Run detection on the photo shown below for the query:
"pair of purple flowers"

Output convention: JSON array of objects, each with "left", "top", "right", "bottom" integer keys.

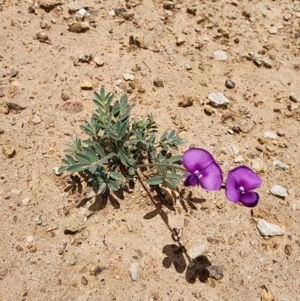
[{"left": 182, "top": 148, "right": 262, "bottom": 207}]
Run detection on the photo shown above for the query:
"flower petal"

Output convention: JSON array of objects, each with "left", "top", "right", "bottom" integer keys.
[
  {"left": 199, "top": 161, "right": 223, "bottom": 191},
  {"left": 182, "top": 148, "right": 215, "bottom": 173},
  {"left": 225, "top": 176, "right": 240, "bottom": 203},
  {"left": 239, "top": 191, "right": 259, "bottom": 207},
  {"left": 226, "top": 166, "right": 261, "bottom": 191},
  {"left": 183, "top": 174, "right": 198, "bottom": 187}
]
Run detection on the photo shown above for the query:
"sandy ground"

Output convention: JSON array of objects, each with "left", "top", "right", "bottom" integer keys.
[{"left": 1, "top": 0, "right": 300, "bottom": 300}]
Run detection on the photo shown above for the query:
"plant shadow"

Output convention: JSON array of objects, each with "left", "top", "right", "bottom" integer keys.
[
  {"left": 75, "top": 188, "right": 123, "bottom": 213},
  {"left": 64, "top": 175, "right": 83, "bottom": 194},
  {"left": 179, "top": 190, "right": 206, "bottom": 212},
  {"left": 162, "top": 244, "right": 212, "bottom": 283}
]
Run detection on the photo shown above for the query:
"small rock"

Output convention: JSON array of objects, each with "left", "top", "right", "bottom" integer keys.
[
  {"left": 39, "top": 0, "right": 61, "bottom": 10},
  {"left": 36, "top": 30, "right": 50, "bottom": 43},
  {"left": 61, "top": 92, "right": 69, "bottom": 101},
  {"left": 138, "top": 85, "right": 145, "bottom": 93},
  {"left": 186, "top": 7, "right": 197, "bottom": 15},
  {"left": 153, "top": 79, "right": 164, "bottom": 87},
  {"left": 216, "top": 199, "right": 225, "bottom": 209},
  {"left": 128, "top": 263, "right": 139, "bottom": 281},
  {"left": 288, "top": 103, "right": 299, "bottom": 111},
  {"left": 22, "top": 197, "right": 31, "bottom": 206},
  {"left": 204, "top": 105, "right": 215, "bottom": 115},
  {"left": 68, "top": 22, "right": 90, "bottom": 33},
  {"left": 62, "top": 102, "right": 83, "bottom": 114},
  {"left": 115, "top": 79, "right": 122, "bottom": 86},
  {"left": 64, "top": 214, "right": 86, "bottom": 233},
  {"left": 34, "top": 215, "right": 42, "bottom": 225},
  {"left": 58, "top": 248, "right": 64, "bottom": 255},
  {"left": 176, "top": 36, "right": 185, "bottom": 46},
  {"left": 213, "top": 50, "right": 227, "bottom": 61},
  {"left": 53, "top": 167, "right": 63, "bottom": 176},
  {"left": 208, "top": 92, "right": 230, "bottom": 108},
  {"left": 178, "top": 96, "right": 194, "bottom": 108},
  {"left": 264, "top": 131, "right": 277, "bottom": 139},
  {"left": 229, "top": 145, "right": 239, "bottom": 155},
  {"left": 93, "top": 57, "right": 104, "bottom": 67},
  {"left": 80, "top": 81, "right": 93, "bottom": 90},
  {"left": 78, "top": 53, "right": 91, "bottom": 63},
  {"left": 251, "top": 159, "right": 265, "bottom": 173},
  {"left": 204, "top": 265, "right": 224, "bottom": 280},
  {"left": 185, "top": 64, "right": 192, "bottom": 70},
  {"left": 28, "top": 7, "right": 35, "bottom": 13},
  {"left": 273, "top": 159, "right": 288, "bottom": 171},
  {"left": 68, "top": 2, "right": 87, "bottom": 12},
  {"left": 108, "top": 9, "right": 115, "bottom": 16},
  {"left": 2, "top": 145, "right": 15, "bottom": 158},
  {"left": 240, "top": 121, "right": 255, "bottom": 133},
  {"left": 27, "top": 235, "right": 34, "bottom": 243},
  {"left": 164, "top": 45, "right": 173, "bottom": 55},
  {"left": 289, "top": 93, "right": 299, "bottom": 103},
  {"left": 234, "top": 156, "right": 244, "bottom": 163},
  {"left": 225, "top": 79, "right": 235, "bottom": 89},
  {"left": 122, "top": 73, "right": 135, "bottom": 81},
  {"left": 268, "top": 26, "right": 278, "bottom": 34},
  {"left": 284, "top": 244, "right": 292, "bottom": 256},
  {"left": 270, "top": 185, "right": 288, "bottom": 198},
  {"left": 163, "top": 1, "right": 175, "bottom": 10},
  {"left": 10, "top": 68, "right": 18, "bottom": 78},
  {"left": 81, "top": 276, "right": 88, "bottom": 285},
  {"left": 277, "top": 130, "right": 285, "bottom": 137},
  {"left": 75, "top": 8, "right": 89, "bottom": 20},
  {"left": 114, "top": 7, "right": 126, "bottom": 15},
  {"left": 28, "top": 244, "right": 37, "bottom": 253},
  {"left": 29, "top": 114, "right": 42, "bottom": 124},
  {"left": 261, "top": 57, "right": 272, "bottom": 68},
  {"left": 208, "top": 17, "right": 218, "bottom": 27},
  {"left": 257, "top": 219, "right": 284, "bottom": 237}
]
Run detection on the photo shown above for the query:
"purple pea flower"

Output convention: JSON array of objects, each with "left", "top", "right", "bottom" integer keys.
[
  {"left": 182, "top": 148, "right": 223, "bottom": 191},
  {"left": 225, "top": 165, "right": 262, "bottom": 207}
]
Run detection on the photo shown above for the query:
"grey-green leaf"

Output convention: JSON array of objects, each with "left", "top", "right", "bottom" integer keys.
[{"left": 146, "top": 176, "right": 164, "bottom": 186}]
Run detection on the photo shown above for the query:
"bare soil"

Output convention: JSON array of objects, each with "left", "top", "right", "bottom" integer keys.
[{"left": 1, "top": 0, "right": 300, "bottom": 300}]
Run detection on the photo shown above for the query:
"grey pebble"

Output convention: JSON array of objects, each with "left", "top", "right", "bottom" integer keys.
[
  {"left": 204, "top": 265, "right": 224, "bottom": 280},
  {"left": 208, "top": 92, "right": 230, "bottom": 108},
  {"left": 213, "top": 50, "right": 227, "bottom": 61},
  {"left": 264, "top": 131, "right": 277, "bottom": 139},
  {"left": 128, "top": 263, "right": 139, "bottom": 281},
  {"left": 68, "top": 2, "right": 86, "bottom": 12},
  {"left": 78, "top": 53, "right": 91, "bottom": 63},
  {"left": 10, "top": 68, "right": 18, "bottom": 78},
  {"left": 289, "top": 93, "right": 299, "bottom": 103},
  {"left": 225, "top": 79, "right": 235, "bottom": 89},
  {"left": 273, "top": 159, "right": 288, "bottom": 171},
  {"left": 257, "top": 219, "right": 284, "bottom": 237},
  {"left": 270, "top": 185, "right": 288, "bottom": 198}
]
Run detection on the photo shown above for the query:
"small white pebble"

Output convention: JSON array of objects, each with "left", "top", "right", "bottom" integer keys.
[{"left": 27, "top": 235, "right": 34, "bottom": 243}]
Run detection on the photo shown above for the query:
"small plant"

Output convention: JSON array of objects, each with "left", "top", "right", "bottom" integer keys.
[{"left": 59, "top": 87, "right": 186, "bottom": 195}]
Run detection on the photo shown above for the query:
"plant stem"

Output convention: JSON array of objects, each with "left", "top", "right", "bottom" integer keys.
[{"left": 135, "top": 163, "right": 187, "bottom": 172}]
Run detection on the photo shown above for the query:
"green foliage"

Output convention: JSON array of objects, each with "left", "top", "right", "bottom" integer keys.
[{"left": 59, "top": 87, "right": 186, "bottom": 195}]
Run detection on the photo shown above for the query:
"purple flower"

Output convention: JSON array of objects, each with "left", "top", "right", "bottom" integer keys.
[
  {"left": 225, "top": 165, "right": 262, "bottom": 207},
  {"left": 182, "top": 148, "right": 223, "bottom": 191}
]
